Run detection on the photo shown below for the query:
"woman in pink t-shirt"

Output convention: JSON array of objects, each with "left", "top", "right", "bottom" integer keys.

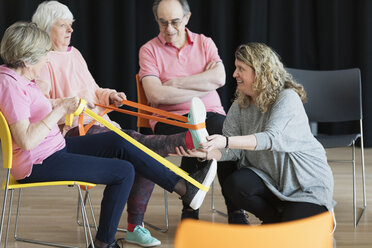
[{"left": 0, "top": 22, "right": 217, "bottom": 248}]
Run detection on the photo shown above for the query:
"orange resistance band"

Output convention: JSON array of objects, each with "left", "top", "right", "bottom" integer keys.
[{"left": 78, "top": 99, "right": 206, "bottom": 136}]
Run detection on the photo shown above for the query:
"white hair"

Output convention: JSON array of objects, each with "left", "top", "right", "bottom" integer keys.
[{"left": 32, "top": 1, "right": 74, "bottom": 33}]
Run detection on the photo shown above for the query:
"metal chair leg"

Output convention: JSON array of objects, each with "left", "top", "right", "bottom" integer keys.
[
  {"left": 77, "top": 188, "right": 98, "bottom": 231},
  {"left": 76, "top": 185, "right": 95, "bottom": 248},
  {"left": 211, "top": 180, "right": 227, "bottom": 217},
  {"left": 12, "top": 186, "right": 94, "bottom": 248},
  {"left": 350, "top": 139, "right": 366, "bottom": 228},
  {"left": 144, "top": 189, "right": 169, "bottom": 233},
  {"left": 77, "top": 190, "right": 127, "bottom": 233},
  {"left": 356, "top": 122, "right": 367, "bottom": 227},
  {"left": 0, "top": 170, "right": 11, "bottom": 247},
  {"left": 4, "top": 189, "right": 14, "bottom": 248},
  {"left": 352, "top": 141, "right": 357, "bottom": 228}
]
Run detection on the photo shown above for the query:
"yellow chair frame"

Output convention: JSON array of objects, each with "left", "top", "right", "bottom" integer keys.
[{"left": 0, "top": 111, "right": 96, "bottom": 248}]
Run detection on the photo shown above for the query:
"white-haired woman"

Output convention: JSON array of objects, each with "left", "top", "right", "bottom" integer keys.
[
  {"left": 0, "top": 22, "right": 216, "bottom": 248},
  {"left": 177, "top": 43, "right": 335, "bottom": 224},
  {"left": 31, "top": 1, "right": 207, "bottom": 246}
]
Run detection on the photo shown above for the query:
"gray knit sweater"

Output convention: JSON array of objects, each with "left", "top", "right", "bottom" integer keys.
[{"left": 220, "top": 89, "right": 335, "bottom": 210}]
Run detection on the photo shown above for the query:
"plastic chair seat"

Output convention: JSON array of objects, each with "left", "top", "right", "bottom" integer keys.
[{"left": 316, "top": 133, "right": 361, "bottom": 148}]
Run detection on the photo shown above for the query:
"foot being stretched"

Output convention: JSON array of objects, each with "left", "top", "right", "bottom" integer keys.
[{"left": 188, "top": 97, "right": 209, "bottom": 149}]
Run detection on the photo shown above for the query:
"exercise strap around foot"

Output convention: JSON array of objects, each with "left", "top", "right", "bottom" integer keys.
[
  {"left": 77, "top": 99, "right": 205, "bottom": 136},
  {"left": 65, "top": 99, "right": 209, "bottom": 192}
]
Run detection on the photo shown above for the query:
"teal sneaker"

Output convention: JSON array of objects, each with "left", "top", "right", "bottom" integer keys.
[
  {"left": 126, "top": 225, "right": 161, "bottom": 247},
  {"left": 188, "top": 97, "right": 209, "bottom": 149}
]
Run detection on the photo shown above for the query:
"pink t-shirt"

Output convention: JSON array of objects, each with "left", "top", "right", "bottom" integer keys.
[
  {"left": 139, "top": 29, "right": 226, "bottom": 129},
  {"left": 0, "top": 66, "right": 66, "bottom": 180},
  {"left": 37, "top": 47, "right": 120, "bottom": 135}
]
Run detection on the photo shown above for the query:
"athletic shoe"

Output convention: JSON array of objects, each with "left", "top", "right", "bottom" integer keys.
[
  {"left": 228, "top": 210, "right": 249, "bottom": 224},
  {"left": 181, "top": 159, "right": 217, "bottom": 210},
  {"left": 126, "top": 225, "right": 161, "bottom": 247},
  {"left": 181, "top": 208, "right": 199, "bottom": 220},
  {"left": 88, "top": 239, "right": 122, "bottom": 248},
  {"left": 188, "top": 97, "right": 209, "bottom": 149}
]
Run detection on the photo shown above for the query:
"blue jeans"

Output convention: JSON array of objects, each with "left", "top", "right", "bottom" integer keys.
[
  {"left": 19, "top": 131, "right": 181, "bottom": 243},
  {"left": 65, "top": 125, "right": 187, "bottom": 225}
]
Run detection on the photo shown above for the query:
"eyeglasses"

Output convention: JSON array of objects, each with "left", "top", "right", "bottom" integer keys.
[{"left": 157, "top": 16, "right": 185, "bottom": 29}]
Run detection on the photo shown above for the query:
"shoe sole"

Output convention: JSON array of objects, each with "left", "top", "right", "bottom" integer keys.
[
  {"left": 189, "top": 159, "right": 217, "bottom": 210},
  {"left": 189, "top": 97, "right": 209, "bottom": 146},
  {"left": 126, "top": 239, "right": 161, "bottom": 247}
]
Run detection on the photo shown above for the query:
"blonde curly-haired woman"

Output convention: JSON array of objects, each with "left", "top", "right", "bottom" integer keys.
[{"left": 177, "top": 42, "right": 335, "bottom": 224}]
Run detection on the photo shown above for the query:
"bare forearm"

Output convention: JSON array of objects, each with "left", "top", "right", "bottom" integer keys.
[
  {"left": 10, "top": 105, "right": 66, "bottom": 150},
  {"left": 165, "top": 64, "right": 226, "bottom": 91},
  {"left": 228, "top": 135, "right": 257, "bottom": 150},
  {"left": 49, "top": 98, "right": 63, "bottom": 108},
  {"left": 147, "top": 86, "right": 208, "bottom": 105},
  {"left": 206, "top": 149, "right": 222, "bottom": 161},
  {"left": 10, "top": 97, "right": 80, "bottom": 151},
  {"left": 203, "top": 134, "right": 257, "bottom": 153}
]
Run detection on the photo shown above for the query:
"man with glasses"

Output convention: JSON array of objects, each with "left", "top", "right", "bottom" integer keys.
[{"left": 139, "top": 0, "right": 248, "bottom": 225}]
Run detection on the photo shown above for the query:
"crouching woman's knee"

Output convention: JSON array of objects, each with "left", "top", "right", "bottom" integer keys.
[{"left": 222, "top": 171, "right": 249, "bottom": 205}]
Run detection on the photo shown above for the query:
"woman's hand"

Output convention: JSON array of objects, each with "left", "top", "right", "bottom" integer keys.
[
  {"left": 201, "top": 134, "right": 227, "bottom": 152},
  {"left": 86, "top": 101, "right": 96, "bottom": 109},
  {"left": 109, "top": 92, "right": 127, "bottom": 107},
  {"left": 60, "top": 96, "right": 81, "bottom": 114},
  {"left": 172, "top": 146, "right": 207, "bottom": 159},
  {"left": 170, "top": 146, "right": 222, "bottom": 161}
]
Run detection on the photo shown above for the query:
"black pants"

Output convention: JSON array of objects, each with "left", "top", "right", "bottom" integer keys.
[
  {"left": 223, "top": 167, "right": 328, "bottom": 223},
  {"left": 155, "top": 112, "right": 238, "bottom": 212}
]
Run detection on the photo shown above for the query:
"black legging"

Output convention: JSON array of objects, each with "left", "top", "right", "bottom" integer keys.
[
  {"left": 155, "top": 112, "right": 240, "bottom": 212},
  {"left": 223, "top": 168, "right": 328, "bottom": 223}
]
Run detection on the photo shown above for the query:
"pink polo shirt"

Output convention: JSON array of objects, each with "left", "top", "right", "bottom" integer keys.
[
  {"left": 37, "top": 47, "right": 120, "bottom": 136},
  {"left": 139, "top": 28, "right": 226, "bottom": 129},
  {"left": 0, "top": 66, "right": 66, "bottom": 180}
]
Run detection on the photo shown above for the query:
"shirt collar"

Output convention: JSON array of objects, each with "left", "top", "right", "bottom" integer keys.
[
  {"left": 0, "top": 65, "right": 34, "bottom": 86},
  {"left": 157, "top": 28, "right": 195, "bottom": 47}
]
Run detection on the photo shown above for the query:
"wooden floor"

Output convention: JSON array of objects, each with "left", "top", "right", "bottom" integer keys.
[{"left": 0, "top": 147, "right": 372, "bottom": 248}]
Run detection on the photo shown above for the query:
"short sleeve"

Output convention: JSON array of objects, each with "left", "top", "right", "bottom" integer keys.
[
  {"left": 0, "top": 78, "right": 31, "bottom": 125},
  {"left": 202, "top": 35, "right": 222, "bottom": 63},
  {"left": 139, "top": 44, "right": 160, "bottom": 80}
]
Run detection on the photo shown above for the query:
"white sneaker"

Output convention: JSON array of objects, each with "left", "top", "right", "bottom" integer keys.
[{"left": 188, "top": 97, "right": 209, "bottom": 149}]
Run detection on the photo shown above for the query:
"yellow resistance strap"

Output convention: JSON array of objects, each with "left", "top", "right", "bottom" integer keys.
[{"left": 65, "top": 99, "right": 209, "bottom": 192}]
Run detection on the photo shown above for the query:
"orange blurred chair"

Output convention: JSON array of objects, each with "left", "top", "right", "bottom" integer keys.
[
  {"left": 136, "top": 74, "right": 169, "bottom": 232},
  {"left": 0, "top": 111, "right": 96, "bottom": 248},
  {"left": 174, "top": 212, "right": 334, "bottom": 248}
]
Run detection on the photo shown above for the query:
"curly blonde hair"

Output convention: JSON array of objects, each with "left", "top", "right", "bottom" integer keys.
[{"left": 234, "top": 43, "right": 306, "bottom": 112}]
